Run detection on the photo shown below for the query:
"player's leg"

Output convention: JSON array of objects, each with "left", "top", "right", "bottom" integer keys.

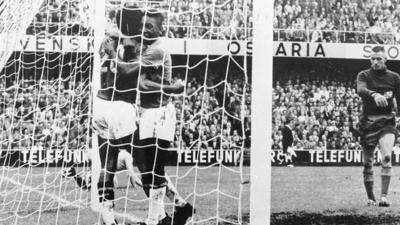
[
  {"left": 378, "top": 133, "right": 395, "bottom": 207},
  {"left": 134, "top": 134, "right": 169, "bottom": 225},
  {"left": 362, "top": 145, "right": 376, "bottom": 205},
  {"left": 162, "top": 172, "right": 195, "bottom": 225},
  {"left": 360, "top": 116, "right": 380, "bottom": 205},
  {"left": 115, "top": 137, "right": 139, "bottom": 189},
  {"left": 119, "top": 150, "right": 143, "bottom": 188},
  {"left": 282, "top": 144, "right": 290, "bottom": 166},
  {"left": 164, "top": 174, "right": 184, "bottom": 206},
  {"left": 97, "top": 135, "right": 119, "bottom": 225}
]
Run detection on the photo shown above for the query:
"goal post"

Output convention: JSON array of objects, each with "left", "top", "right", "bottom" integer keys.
[{"left": 250, "top": 0, "right": 271, "bottom": 224}]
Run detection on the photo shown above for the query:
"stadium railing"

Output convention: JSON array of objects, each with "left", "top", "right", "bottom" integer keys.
[
  {"left": 27, "top": 22, "right": 253, "bottom": 40},
  {"left": 273, "top": 28, "right": 398, "bottom": 44}
]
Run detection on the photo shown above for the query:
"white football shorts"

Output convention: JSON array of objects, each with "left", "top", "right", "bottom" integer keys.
[
  {"left": 139, "top": 102, "right": 176, "bottom": 142},
  {"left": 92, "top": 97, "right": 138, "bottom": 140}
]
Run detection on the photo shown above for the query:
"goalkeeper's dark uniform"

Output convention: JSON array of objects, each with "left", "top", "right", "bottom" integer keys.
[
  {"left": 357, "top": 64, "right": 400, "bottom": 205},
  {"left": 357, "top": 67, "right": 400, "bottom": 147}
]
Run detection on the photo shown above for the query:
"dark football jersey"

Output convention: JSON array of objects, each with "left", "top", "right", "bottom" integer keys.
[
  {"left": 357, "top": 68, "right": 400, "bottom": 116},
  {"left": 97, "top": 46, "right": 138, "bottom": 104},
  {"left": 139, "top": 40, "right": 172, "bottom": 109}
]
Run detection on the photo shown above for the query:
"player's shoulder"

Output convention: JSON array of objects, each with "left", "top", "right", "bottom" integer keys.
[{"left": 386, "top": 69, "right": 400, "bottom": 78}]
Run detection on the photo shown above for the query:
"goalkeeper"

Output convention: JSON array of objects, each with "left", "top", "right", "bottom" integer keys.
[{"left": 357, "top": 46, "right": 400, "bottom": 207}]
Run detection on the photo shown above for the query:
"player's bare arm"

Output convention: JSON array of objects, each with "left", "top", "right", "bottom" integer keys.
[
  {"left": 139, "top": 73, "right": 184, "bottom": 94},
  {"left": 394, "top": 74, "right": 400, "bottom": 116}
]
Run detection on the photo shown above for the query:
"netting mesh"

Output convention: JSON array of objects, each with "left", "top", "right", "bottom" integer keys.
[{"left": 0, "top": 0, "right": 251, "bottom": 224}]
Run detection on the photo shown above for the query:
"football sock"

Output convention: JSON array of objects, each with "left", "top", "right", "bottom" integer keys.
[
  {"left": 381, "top": 167, "right": 392, "bottom": 197},
  {"left": 364, "top": 181, "right": 375, "bottom": 200},
  {"left": 147, "top": 187, "right": 166, "bottom": 225}
]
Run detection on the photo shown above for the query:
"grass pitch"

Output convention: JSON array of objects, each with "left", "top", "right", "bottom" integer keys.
[
  {"left": 0, "top": 166, "right": 249, "bottom": 225},
  {"left": 271, "top": 166, "right": 400, "bottom": 225}
]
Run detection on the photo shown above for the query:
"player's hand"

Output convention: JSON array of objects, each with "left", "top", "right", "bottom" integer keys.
[
  {"left": 103, "top": 38, "right": 117, "bottom": 57},
  {"left": 373, "top": 93, "right": 388, "bottom": 107}
]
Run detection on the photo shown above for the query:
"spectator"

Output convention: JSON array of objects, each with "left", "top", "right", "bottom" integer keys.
[
  {"left": 274, "top": 0, "right": 400, "bottom": 44},
  {"left": 27, "top": 0, "right": 253, "bottom": 40}
]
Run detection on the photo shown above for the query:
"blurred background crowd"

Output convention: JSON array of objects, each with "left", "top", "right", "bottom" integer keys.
[
  {"left": 271, "top": 59, "right": 400, "bottom": 150},
  {"left": 25, "top": 0, "right": 253, "bottom": 40},
  {"left": 274, "top": 0, "right": 400, "bottom": 44},
  {"left": 0, "top": 77, "right": 90, "bottom": 151},
  {"left": 0, "top": 54, "right": 251, "bottom": 152},
  {"left": 0, "top": 0, "right": 253, "bottom": 152}
]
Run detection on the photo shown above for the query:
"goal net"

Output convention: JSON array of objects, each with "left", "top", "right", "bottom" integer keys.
[{"left": 0, "top": 0, "right": 252, "bottom": 224}]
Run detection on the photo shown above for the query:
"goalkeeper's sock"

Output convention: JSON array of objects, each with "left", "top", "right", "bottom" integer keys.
[
  {"left": 147, "top": 187, "right": 166, "bottom": 225},
  {"left": 364, "top": 181, "right": 375, "bottom": 201},
  {"left": 381, "top": 167, "right": 392, "bottom": 197}
]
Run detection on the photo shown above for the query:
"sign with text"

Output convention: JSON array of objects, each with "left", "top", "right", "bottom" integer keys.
[
  {"left": 177, "top": 149, "right": 242, "bottom": 166},
  {"left": 0, "top": 35, "right": 251, "bottom": 56},
  {"left": 274, "top": 42, "right": 400, "bottom": 60},
  {"left": 0, "top": 149, "right": 248, "bottom": 167},
  {"left": 271, "top": 149, "right": 400, "bottom": 166}
]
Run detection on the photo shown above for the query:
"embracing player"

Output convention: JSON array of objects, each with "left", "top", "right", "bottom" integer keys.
[
  {"left": 101, "top": 6, "right": 194, "bottom": 225},
  {"left": 357, "top": 46, "right": 400, "bottom": 207},
  {"left": 134, "top": 10, "right": 194, "bottom": 225},
  {"left": 90, "top": 5, "right": 145, "bottom": 224}
]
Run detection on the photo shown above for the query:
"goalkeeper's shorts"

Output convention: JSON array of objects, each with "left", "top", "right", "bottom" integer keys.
[
  {"left": 359, "top": 113, "right": 398, "bottom": 148},
  {"left": 139, "top": 102, "right": 176, "bottom": 142},
  {"left": 93, "top": 97, "right": 138, "bottom": 140}
]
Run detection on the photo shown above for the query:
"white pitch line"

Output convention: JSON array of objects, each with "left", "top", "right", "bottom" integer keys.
[
  {"left": 2, "top": 176, "right": 144, "bottom": 223},
  {"left": 1, "top": 176, "right": 84, "bottom": 209}
]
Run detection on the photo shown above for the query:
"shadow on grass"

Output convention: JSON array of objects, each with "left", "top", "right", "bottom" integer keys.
[
  {"left": 271, "top": 211, "right": 400, "bottom": 225},
  {"left": 220, "top": 212, "right": 250, "bottom": 224}
]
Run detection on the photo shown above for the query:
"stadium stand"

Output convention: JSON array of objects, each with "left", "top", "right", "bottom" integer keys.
[
  {"left": 0, "top": 63, "right": 251, "bottom": 152},
  {"left": 273, "top": 0, "right": 400, "bottom": 44},
  {"left": 0, "top": 77, "right": 90, "bottom": 151},
  {"left": 272, "top": 59, "right": 366, "bottom": 150},
  {"left": 9, "top": 0, "right": 253, "bottom": 152},
  {"left": 172, "top": 71, "right": 251, "bottom": 150},
  {"left": 26, "top": 0, "right": 253, "bottom": 40}
]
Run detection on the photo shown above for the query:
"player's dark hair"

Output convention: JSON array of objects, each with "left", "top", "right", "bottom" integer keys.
[
  {"left": 115, "top": 5, "right": 143, "bottom": 36},
  {"left": 372, "top": 46, "right": 385, "bottom": 53}
]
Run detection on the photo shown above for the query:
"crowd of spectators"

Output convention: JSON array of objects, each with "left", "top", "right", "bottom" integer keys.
[
  {"left": 0, "top": 64, "right": 251, "bottom": 152},
  {"left": 26, "top": 0, "right": 252, "bottom": 40},
  {"left": 0, "top": 77, "right": 90, "bottom": 151},
  {"left": 172, "top": 71, "right": 251, "bottom": 151},
  {"left": 272, "top": 76, "right": 363, "bottom": 150},
  {"left": 26, "top": 0, "right": 91, "bottom": 36},
  {"left": 274, "top": 0, "right": 400, "bottom": 44}
]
